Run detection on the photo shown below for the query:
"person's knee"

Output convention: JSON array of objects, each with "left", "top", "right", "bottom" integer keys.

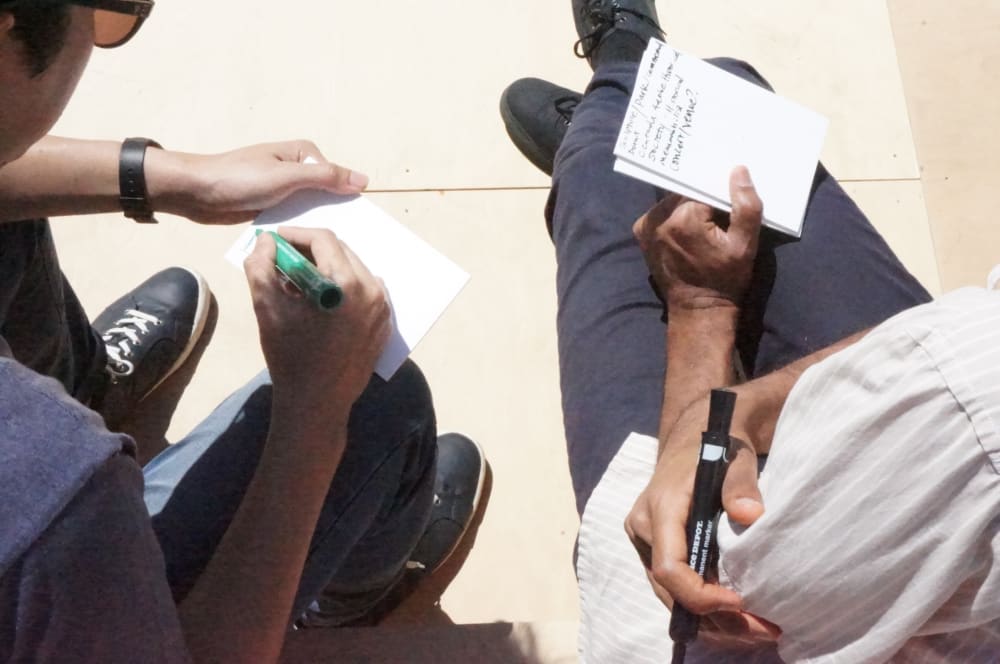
[
  {"left": 376, "top": 359, "right": 435, "bottom": 432},
  {"left": 348, "top": 359, "right": 437, "bottom": 459},
  {"left": 336, "top": 361, "right": 437, "bottom": 541}
]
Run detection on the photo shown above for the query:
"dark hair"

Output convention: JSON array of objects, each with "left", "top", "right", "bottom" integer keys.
[{"left": 6, "top": 3, "right": 72, "bottom": 77}]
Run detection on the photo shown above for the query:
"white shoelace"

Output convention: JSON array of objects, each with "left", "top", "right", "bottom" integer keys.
[{"left": 103, "top": 309, "right": 162, "bottom": 378}]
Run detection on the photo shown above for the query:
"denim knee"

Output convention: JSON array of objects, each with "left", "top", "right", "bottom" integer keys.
[{"left": 347, "top": 359, "right": 437, "bottom": 464}]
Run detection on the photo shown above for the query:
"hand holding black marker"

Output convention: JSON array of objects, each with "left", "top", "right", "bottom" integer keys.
[
  {"left": 256, "top": 229, "right": 343, "bottom": 310},
  {"left": 670, "top": 388, "right": 736, "bottom": 664}
]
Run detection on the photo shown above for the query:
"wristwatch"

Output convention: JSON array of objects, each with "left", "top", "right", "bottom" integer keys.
[{"left": 119, "top": 137, "right": 162, "bottom": 223}]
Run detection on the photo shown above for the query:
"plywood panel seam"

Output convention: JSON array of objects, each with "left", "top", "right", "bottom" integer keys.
[
  {"left": 365, "top": 186, "right": 552, "bottom": 194},
  {"left": 838, "top": 177, "right": 921, "bottom": 184},
  {"left": 884, "top": 0, "right": 945, "bottom": 289}
]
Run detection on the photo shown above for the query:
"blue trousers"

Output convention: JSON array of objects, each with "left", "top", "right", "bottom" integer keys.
[
  {"left": 548, "top": 60, "right": 932, "bottom": 515},
  {"left": 0, "top": 219, "right": 437, "bottom": 621}
]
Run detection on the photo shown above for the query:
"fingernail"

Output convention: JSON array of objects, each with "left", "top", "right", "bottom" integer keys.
[
  {"left": 733, "top": 497, "right": 764, "bottom": 513},
  {"left": 733, "top": 497, "right": 765, "bottom": 522},
  {"left": 348, "top": 171, "right": 369, "bottom": 191},
  {"left": 734, "top": 166, "right": 753, "bottom": 188}
]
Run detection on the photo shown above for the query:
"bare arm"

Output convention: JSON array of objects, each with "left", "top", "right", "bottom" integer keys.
[
  {"left": 624, "top": 166, "right": 870, "bottom": 646},
  {"left": 631, "top": 168, "right": 761, "bottom": 455},
  {"left": 176, "top": 228, "right": 391, "bottom": 663},
  {"left": 0, "top": 137, "right": 120, "bottom": 219},
  {"left": 625, "top": 167, "right": 763, "bottom": 616},
  {"left": 726, "top": 328, "right": 867, "bottom": 455},
  {"left": 177, "top": 415, "right": 347, "bottom": 663},
  {"left": 658, "top": 305, "right": 739, "bottom": 453},
  {"left": 0, "top": 136, "right": 367, "bottom": 224}
]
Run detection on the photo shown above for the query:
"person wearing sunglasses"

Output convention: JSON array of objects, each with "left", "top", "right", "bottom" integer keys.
[
  {"left": 0, "top": 2, "right": 486, "bottom": 663},
  {"left": 11, "top": 0, "right": 156, "bottom": 50},
  {"left": 61, "top": 0, "right": 154, "bottom": 48}
]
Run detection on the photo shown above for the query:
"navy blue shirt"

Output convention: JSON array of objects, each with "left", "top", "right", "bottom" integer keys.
[{"left": 0, "top": 358, "right": 190, "bottom": 662}]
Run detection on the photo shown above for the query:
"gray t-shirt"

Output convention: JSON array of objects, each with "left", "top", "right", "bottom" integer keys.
[{"left": 0, "top": 358, "right": 190, "bottom": 662}]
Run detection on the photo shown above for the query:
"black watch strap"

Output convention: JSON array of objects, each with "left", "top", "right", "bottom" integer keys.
[{"left": 119, "top": 137, "right": 162, "bottom": 223}]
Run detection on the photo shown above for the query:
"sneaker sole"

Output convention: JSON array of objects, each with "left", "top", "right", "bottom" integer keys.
[
  {"left": 139, "top": 266, "right": 211, "bottom": 401},
  {"left": 426, "top": 432, "right": 489, "bottom": 575}
]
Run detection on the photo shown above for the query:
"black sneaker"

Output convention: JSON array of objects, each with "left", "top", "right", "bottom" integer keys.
[
  {"left": 91, "top": 267, "right": 210, "bottom": 429},
  {"left": 500, "top": 78, "right": 582, "bottom": 176},
  {"left": 408, "top": 433, "right": 487, "bottom": 574},
  {"left": 299, "top": 433, "right": 488, "bottom": 627},
  {"left": 573, "top": 0, "right": 665, "bottom": 66}
]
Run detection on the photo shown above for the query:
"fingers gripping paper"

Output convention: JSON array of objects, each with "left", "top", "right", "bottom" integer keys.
[{"left": 614, "top": 40, "right": 828, "bottom": 237}]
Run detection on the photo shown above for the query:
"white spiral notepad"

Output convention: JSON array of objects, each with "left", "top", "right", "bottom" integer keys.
[{"left": 614, "top": 40, "right": 829, "bottom": 237}]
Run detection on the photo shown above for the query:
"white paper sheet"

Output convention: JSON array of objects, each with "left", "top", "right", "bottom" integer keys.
[
  {"left": 613, "top": 40, "right": 829, "bottom": 237},
  {"left": 225, "top": 189, "right": 469, "bottom": 379}
]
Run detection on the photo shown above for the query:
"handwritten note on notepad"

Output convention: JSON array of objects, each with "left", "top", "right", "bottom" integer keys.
[
  {"left": 225, "top": 190, "right": 469, "bottom": 380},
  {"left": 614, "top": 40, "right": 829, "bottom": 237}
]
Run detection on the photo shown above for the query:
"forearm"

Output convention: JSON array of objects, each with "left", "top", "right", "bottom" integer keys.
[
  {"left": 659, "top": 305, "right": 739, "bottom": 454},
  {"left": 731, "top": 328, "right": 869, "bottom": 454},
  {"left": 0, "top": 137, "right": 366, "bottom": 227},
  {"left": 0, "top": 136, "right": 194, "bottom": 221},
  {"left": 0, "top": 136, "right": 120, "bottom": 220},
  {"left": 177, "top": 406, "right": 347, "bottom": 664}
]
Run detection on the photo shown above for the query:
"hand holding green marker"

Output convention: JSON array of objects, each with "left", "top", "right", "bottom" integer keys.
[{"left": 256, "top": 229, "right": 343, "bottom": 310}]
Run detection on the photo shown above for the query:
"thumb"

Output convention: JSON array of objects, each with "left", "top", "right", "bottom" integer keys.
[
  {"left": 728, "top": 166, "right": 763, "bottom": 244},
  {"left": 721, "top": 438, "right": 765, "bottom": 527},
  {"left": 277, "top": 161, "right": 369, "bottom": 197}
]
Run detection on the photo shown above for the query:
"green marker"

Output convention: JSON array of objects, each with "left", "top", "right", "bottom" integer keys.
[{"left": 256, "top": 229, "right": 343, "bottom": 310}]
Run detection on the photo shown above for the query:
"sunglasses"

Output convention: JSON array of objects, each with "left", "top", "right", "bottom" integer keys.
[
  {"left": 78, "top": 0, "right": 155, "bottom": 47},
  {"left": 1, "top": 0, "right": 154, "bottom": 48}
]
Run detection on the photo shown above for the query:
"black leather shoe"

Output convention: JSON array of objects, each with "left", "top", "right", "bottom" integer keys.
[
  {"left": 573, "top": 0, "right": 664, "bottom": 67},
  {"left": 297, "top": 433, "right": 487, "bottom": 628},
  {"left": 91, "top": 267, "right": 210, "bottom": 429},
  {"left": 407, "top": 432, "right": 486, "bottom": 574},
  {"left": 500, "top": 77, "right": 582, "bottom": 176}
]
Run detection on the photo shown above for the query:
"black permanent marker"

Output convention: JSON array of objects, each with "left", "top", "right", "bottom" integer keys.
[{"left": 670, "top": 388, "right": 736, "bottom": 664}]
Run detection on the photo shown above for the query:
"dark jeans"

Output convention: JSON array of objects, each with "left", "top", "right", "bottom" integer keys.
[
  {"left": 0, "top": 220, "right": 106, "bottom": 405},
  {"left": 548, "top": 59, "right": 931, "bottom": 515},
  {"left": 143, "top": 363, "right": 438, "bottom": 621},
  {"left": 0, "top": 219, "right": 437, "bottom": 620}
]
